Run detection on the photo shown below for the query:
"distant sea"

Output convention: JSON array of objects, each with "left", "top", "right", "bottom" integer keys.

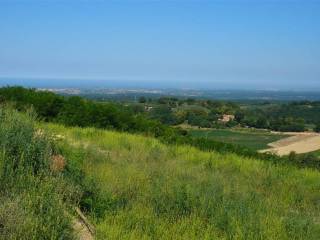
[{"left": 1, "top": 77, "right": 320, "bottom": 101}]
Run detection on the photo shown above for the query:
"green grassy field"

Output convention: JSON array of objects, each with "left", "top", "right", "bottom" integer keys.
[
  {"left": 189, "top": 129, "right": 288, "bottom": 151},
  {"left": 46, "top": 124, "right": 320, "bottom": 240}
]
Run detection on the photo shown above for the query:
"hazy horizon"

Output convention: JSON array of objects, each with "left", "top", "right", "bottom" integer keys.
[
  {"left": 1, "top": 0, "right": 319, "bottom": 90},
  {"left": 2, "top": 77, "right": 320, "bottom": 92}
]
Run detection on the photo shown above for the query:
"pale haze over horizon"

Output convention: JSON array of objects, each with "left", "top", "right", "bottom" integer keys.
[{"left": 0, "top": 0, "right": 319, "bottom": 90}]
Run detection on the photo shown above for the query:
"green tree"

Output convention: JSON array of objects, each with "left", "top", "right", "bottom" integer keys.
[
  {"left": 256, "top": 117, "right": 268, "bottom": 129},
  {"left": 138, "top": 96, "right": 147, "bottom": 103},
  {"left": 235, "top": 111, "right": 245, "bottom": 123}
]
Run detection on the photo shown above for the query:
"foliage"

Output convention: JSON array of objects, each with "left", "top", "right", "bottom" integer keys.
[
  {"left": 238, "top": 102, "right": 317, "bottom": 132},
  {"left": 314, "top": 123, "right": 320, "bottom": 133},
  {"left": 0, "top": 86, "right": 176, "bottom": 136},
  {"left": 0, "top": 107, "right": 77, "bottom": 239},
  {"left": 138, "top": 96, "right": 147, "bottom": 103},
  {"left": 131, "top": 96, "right": 320, "bottom": 132},
  {"left": 1, "top": 87, "right": 320, "bottom": 170},
  {"left": 149, "top": 105, "right": 180, "bottom": 125},
  {"left": 4, "top": 85, "right": 316, "bottom": 132}
]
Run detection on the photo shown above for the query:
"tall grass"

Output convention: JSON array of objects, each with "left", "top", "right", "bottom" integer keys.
[
  {"left": 47, "top": 124, "right": 320, "bottom": 240},
  {"left": 0, "top": 107, "right": 78, "bottom": 240}
]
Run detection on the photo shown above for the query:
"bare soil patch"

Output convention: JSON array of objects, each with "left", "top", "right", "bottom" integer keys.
[
  {"left": 259, "top": 132, "right": 320, "bottom": 156},
  {"left": 72, "top": 207, "right": 95, "bottom": 240}
]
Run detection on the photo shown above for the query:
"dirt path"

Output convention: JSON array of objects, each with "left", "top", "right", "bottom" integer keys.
[
  {"left": 72, "top": 218, "right": 94, "bottom": 240},
  {"left": 72, "top": 207, "right": 95, "bottom": 240},
  {"left": 259, "top": 132, "right": 320, "bottom": 156}
]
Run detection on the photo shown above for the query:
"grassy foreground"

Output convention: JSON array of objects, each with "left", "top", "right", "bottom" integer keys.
[{"left": 46, "top": 124, "right": 320, "bottom": 240}]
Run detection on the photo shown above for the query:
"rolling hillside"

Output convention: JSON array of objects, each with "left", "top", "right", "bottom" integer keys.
[
  {"left": 45, "top": 123, "right": 320, "bottom": 240},
  {"left": 1, "top": 106, "right": 319, "bottom": 239}
]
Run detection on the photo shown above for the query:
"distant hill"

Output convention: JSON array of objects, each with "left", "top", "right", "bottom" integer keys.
[{"left": 41, "top": 87, "right": 320, "bottom": 101}]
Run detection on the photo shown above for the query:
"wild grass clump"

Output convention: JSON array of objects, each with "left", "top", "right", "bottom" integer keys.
[
  {"left": 57, "top": 142, "right": 119, "bottom": 220},
  {"left": 0, "top": 107, "right": 78, "bottom": 240},
  {"left": 0, "top": 107, "right": 52, "bottom": 185}
]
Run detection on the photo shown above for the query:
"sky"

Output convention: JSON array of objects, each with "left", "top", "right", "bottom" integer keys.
[{"left": 0, "top": 0, "right": 319, "bottom": 90}]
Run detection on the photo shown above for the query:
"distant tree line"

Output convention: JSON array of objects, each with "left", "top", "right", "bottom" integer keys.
[
  {"left": 136, "top": 96, "right": 320, "bottom": 132},
  {"left": 138, "top": 96, "right": 239, "bottom": 128},
  {"left": 0, "top": 87, "right": 181, "bottom": 137},
  {"left": 235, "top": 101, "right": 320, "bottom": 132},
  {"left": 1, "top": 86, "right": 319, "bottom": 170},
  {"left": 235, "top": 110, "right": 306, "bottom": 132}
]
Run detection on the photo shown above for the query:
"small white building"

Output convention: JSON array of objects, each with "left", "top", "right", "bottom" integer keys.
[{"left": 219, "top": 114, "right": 235, "bottom": 123}]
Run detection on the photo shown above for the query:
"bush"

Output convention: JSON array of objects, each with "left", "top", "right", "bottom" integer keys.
[
  {"left": 285, "top": 151, "right": 320, "bottom": 169},
  {"left": 0, "top": 106, "right": 77, "bottom": 239},
  {"left": 0, "top": 178, "right": 74, "bottom": 240},
  {"left": 0, "top": 107, "right": 52, "bottom": 184}
]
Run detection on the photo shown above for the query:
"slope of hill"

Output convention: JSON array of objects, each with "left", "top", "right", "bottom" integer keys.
[
  {"left": 0, "top": 107, "right": 99, "bottom": 240},
  {"left": 46, "top": 123, "right": 320, "bottom": 240},
  {"left": 0, "top": 108, "right": 77, "bottom": 239},
  {"left": 1, "top": 105, "right": 320, "bottom": 239}
]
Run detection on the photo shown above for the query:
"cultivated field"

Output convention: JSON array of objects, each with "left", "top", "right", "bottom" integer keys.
[
  {"left": 189, "top": 129, "right": 287, "bottom": 151},
  {"left": 260, "top": 133, "right": 320, "bottom": 156}
]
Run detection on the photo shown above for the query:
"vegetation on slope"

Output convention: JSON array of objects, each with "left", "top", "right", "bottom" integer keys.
[
  {"left": 0, "top": 107, "right": 101, "bottom": 239},
  {"left": 1, "top": 86, "right": 320, "bottom": 170},
  {"left": 0, "top": 107, "right": 75, "bottom": 239},
  {"left": 1, "top": 104, "right": 319, "bottom": 239},
  {"left": 0, "top": 86, "right": 177, "bottom": 136},
  {"left": 47, "top": 124, "right": 320, "bottom": 240}
]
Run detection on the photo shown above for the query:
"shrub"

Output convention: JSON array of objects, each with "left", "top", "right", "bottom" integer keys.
[
  {"left": 0, "top": 107, "right": 52, "bottom": 184},
  {"left": 0, "top": 106, "right": 77, "bottom": 239}
]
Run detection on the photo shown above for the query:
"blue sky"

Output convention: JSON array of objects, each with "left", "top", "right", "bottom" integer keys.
[{"left": 0, "top": 0, "right": 319, "bottom": 89}]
